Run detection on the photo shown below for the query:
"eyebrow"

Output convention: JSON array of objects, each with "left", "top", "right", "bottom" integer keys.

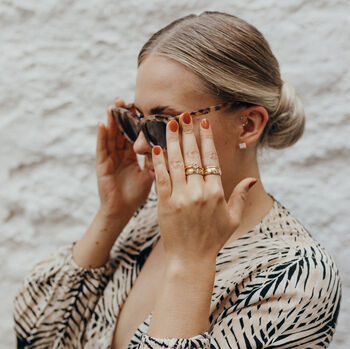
[{"left": 134, "top": 104, "right": 183, "bottom": 116}]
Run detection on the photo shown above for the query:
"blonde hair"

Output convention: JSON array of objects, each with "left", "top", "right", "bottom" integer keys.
[{"left": 137, "top": 11, "right": 305, "bottom": 149}]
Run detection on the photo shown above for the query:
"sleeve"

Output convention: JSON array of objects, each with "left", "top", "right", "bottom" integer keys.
[
  {"left": 13, "top": 242, "right": 114, "bottom": 348},
  {"left": 13, "top": 189, "right": 157, "bottom": 348},
  {"left": 138, "top": 255, "right": 342, "bottom": 349}
]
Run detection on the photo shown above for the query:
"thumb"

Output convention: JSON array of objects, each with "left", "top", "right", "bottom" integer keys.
[{"left": 227, "top": 177, "right": 258, "bottom": 223}]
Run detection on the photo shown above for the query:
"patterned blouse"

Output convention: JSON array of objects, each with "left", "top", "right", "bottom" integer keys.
[{"left": 13, "top": 189, "right": 341, "bottom": 348}]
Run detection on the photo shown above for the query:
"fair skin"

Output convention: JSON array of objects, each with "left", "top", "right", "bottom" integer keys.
[
  {"left": 134, "top": 54, "right": 274, "bottom": 337},
  {"left": 72, "top": 54, "right": 274, "bottom": 338}
]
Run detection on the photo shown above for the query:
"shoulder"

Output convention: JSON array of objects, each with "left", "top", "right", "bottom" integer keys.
[
  {"left": 249, "top": 196, "right": 341, "bottom": 308},
  {"left": 219, "top": 195, "right": 339, "bottom": 272},
  {"left": 216, "top": 195, "right": 342, "bottom": 309},
  {"left": 211, "top": 198, "right": 342, "bottom": 344},
  {"left": 262, "top": 196, "right": 338, "bottom": 265}
]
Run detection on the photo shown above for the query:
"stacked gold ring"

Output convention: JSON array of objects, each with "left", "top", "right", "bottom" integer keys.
[
  {"left": 184, "top": 164, "right": 204, "bottom": 176},
  {"left": 203, "top": 165, "right": 222, "bottom": 176},
  {"left": 184, "top": 164, "right": 222, "bottom": 176}
]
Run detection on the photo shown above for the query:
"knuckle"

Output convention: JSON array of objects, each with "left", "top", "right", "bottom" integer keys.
[
  {"left": 173, "top": 196, "right": 187, "bottom": 211},
  {"left": 185, "top": 149, "right": 200, "bottom": 159},
  {"left": 191, "top": 192, "right": 205, "bottom": 205},
  {"left": 167, "top": 134, "right": 178, "bottom": 142},
  {"left": 205, "top": 150, "right": 218, "bottom": 161},
  {"left": 208, "top": 188, "right": 224, "bottom": 202},
  {"left": 182, "top": 126, "right": 193, "bottom": 134},
  {"left": 169, "top": 159, "right": 184, "bottom": 170},
  {"left": 216, "top": 194, "right": 225, "bottom": 204},
  {"left": 157, "top": 176, "right": 168, "bottom": 187},
  {"left": 203, "top": 131, "right": 214, "bottom": 139}
]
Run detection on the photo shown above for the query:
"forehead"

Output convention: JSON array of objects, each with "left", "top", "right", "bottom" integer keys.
[{"left": 134, "top": 54, "right": 211, "bottom": 111}]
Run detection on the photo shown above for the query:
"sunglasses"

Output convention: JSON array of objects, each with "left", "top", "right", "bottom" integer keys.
[{"left": 111, "top": 101, "right": 248, "bottom": 149}]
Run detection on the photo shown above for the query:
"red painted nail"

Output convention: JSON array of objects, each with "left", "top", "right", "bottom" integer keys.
[
  {"left": 153, "top": 146, "right": 161, "bottom": 155},
  {"left": 169, "top": 120, "right": 178, "bottom": 132},
  {"left": 248, "top": 179, "right": 258, "bottom": 189},
  {"left": 201, "top": 118, "right": 209, "bottom": 129},
  {"left": 182, "top": 113, "right": 191, "bottom": 124}
]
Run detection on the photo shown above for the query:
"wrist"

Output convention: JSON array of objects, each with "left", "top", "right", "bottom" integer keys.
[
  {"left": 72, "top": 207, "right": 132, "bottom": 269},
  {"left": 96, "top": 206, "right": 132, "bottom": 230},
  {"left": 165, "top": 256, "right": 217, "bottom": 280}
]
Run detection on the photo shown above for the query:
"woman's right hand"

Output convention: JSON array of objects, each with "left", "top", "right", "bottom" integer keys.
[{"left": 96, "top": 97, "right": 154, "bottom": 221}]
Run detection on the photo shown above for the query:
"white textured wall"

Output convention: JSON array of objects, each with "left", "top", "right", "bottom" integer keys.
[{"left": 1, "top": 0, "right": 349, "bottom": 347}]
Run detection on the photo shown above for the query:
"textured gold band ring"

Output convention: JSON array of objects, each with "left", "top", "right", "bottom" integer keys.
[
  {"left": 184, "top": 165, "right": 222, "bottom": 176},
  {"left": 184, "top": 164, "right": 204, "bottom": 176},
  {"left": 203, "top": 166, "right": 222, "bottom": 176}
]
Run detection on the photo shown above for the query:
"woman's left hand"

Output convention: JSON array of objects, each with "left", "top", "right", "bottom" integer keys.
[{"left": 151, "top": 112, "right": 257, "bottom": 266}]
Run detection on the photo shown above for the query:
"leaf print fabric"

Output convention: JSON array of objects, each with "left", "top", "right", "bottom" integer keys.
[{"left": 13, "top": 190, "right": 341, "bottom": 348}]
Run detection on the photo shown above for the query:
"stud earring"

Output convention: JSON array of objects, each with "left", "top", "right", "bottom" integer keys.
[
  {"left": 239, "top": 116, "right": 248, "bottom": 149},
  {"left": 240, "top": 116, "right": 249, "bottom": 127}
]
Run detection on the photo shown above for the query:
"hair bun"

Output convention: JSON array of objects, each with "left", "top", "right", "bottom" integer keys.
[{"left": 265, "top": 80, "right": 306, "bottom": 149}]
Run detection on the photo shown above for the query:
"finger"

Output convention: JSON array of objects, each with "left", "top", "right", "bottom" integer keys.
[
  {"left": 179, "top": 112, "right": 203, "bottom": 185},
  {"left": 115, "top": 97, "right": 137, "bottom": 115},
  {"left": 109, "top": 105, "right": 127, "bottom": 150},
  {"left": 199, "top": 118, "right": 223, "bottom": 190},
  {"left": 115, "top": 97, "right": 125, "bottom": 107},
  {"left": 166, "top": 119, "right": 186, "bottom": 191},
  {"left": 96, "top": 121, "right": 108, "bottom": 165},
  {"left": 107, "top": 105, "right": 117, "bottom": 154},
  {"left": 227, "top": 178, "right": 257, "bottom": 224},
  {"left": 152, "top": 146, "right": 171, "bottom": 200}
]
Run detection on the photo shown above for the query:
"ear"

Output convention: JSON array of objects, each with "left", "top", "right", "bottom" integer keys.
[{"left": 237, "top": 106, "right": 269, "bottom": 149}]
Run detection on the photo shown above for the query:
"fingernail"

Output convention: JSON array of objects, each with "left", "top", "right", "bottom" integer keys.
[
  {"left": 201, "top": 118, "right": 209, "bottom": 129},
  {"left": 248, "top": 179, "right": 258, "bottom": 189},
  {"left": 169, "top": 120, "right": 178, "bottom": 132},
  {"left": 182, "top": 113, "right": 191, "bottom": 124},
  {"left": 153, "top": 146, "right": 161, "bottom": 155}
]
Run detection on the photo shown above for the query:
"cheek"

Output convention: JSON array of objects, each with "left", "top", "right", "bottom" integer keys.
[{"left": 211, "top": 123, "right": 236, "bottom": 160}]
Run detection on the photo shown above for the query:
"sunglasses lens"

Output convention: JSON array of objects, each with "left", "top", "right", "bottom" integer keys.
[
  {"left": 117, "top": 109, "right": 140, "bottom": 142},
  {"left": 114, "top": 108, "right": 167, "bottom": 148},
  {"left": 145, "top": 121, "right": 167, "bottom": 148}
]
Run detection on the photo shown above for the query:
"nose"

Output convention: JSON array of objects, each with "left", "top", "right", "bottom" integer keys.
[{"left": 133, "top": 130, "right": 152, "bottom": 155}]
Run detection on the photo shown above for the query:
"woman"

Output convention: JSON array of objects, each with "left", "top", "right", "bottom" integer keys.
[{"left": 13, "top": 11, "right": 341, "bottom": 349}]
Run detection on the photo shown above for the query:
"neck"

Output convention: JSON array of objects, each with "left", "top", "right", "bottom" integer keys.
[{"left": 222, "top": 147, "right": 274, "bottom": 240}]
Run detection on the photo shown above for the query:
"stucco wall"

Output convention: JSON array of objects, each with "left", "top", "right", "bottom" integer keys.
[{"left": 1, "top": 0, "right": 349, "bottom": 347}]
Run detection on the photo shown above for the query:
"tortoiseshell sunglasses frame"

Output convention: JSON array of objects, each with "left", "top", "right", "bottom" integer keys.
[{"left": 111, "top": 101, "right": 248, "bottom": 149}]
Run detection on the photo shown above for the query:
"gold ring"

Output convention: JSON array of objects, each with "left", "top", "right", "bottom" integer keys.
[
  {"left": 203, "top": 165, "right": 222, "bottom": 176},
  {"left": 185, "top": 164, "right": 204, "bottom": 176}
]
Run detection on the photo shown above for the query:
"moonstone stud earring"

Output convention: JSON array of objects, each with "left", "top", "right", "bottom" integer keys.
[{"left": 239, "top": 142, "right": 247, "bottom": 149}]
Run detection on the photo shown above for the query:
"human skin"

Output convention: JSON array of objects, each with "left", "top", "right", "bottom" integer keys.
[
  {"left": 72, "top": 102, "right": 154, "bottom": 268},
  {"left": 134, "top": 54, "right": 273, "bottom": 244},
  {"left": 131, "top": 54, "right": 274, "bottom": 338},
  {"left": 72, "top": 53, "right": 274, "bottom": 336}
]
